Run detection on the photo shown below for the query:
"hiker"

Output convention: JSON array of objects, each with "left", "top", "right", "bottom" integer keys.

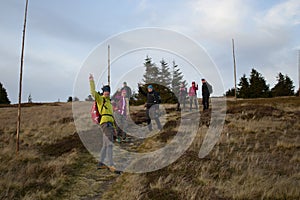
[
  {"left": 111, "top": 88, "right": 122, "bottom": 102},
  {"left": 201, "top": 78, "right": 210, "bottom": 111},
  {"left": 113, "top": 89, "right": 129, "bottom": 142},
  {"left": 188, "top": 81, "right": 198, "bottom": 111},
  {"left": 89, "top": 74, "right": 117, "bottom": 173},
  {"left": 177, "top": 82, "right": 187, "bottom": 111},
  {"left": 138, "top": 84, "right": 162, "bottom": 131},
  {"left": 121, "top": 81, "right": 132, "bottom": 99}
]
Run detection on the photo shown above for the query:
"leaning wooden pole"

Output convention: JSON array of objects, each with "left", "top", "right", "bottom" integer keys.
[
  {"left": 16, "top": 0, "right": 29, "bottom": 154},
  {"left": 108, "top": 45, "right": 110, "bottom": 86},
  {"left": 232, "top": 39, "right": 237, "bottom": 100}
]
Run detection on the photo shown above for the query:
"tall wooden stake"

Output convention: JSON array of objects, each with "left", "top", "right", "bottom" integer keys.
[
  {"left": 16, "top": 0, "right": 29, "bottom": 154},
  {"left": 108, "top": 45, "right": 110, "bottom": 86},
  {"left": 232, "top": 39, "right": 237, "bottom": 100},
  {"left": 298, "top": 50, "right": 300, "bottom": 96}
]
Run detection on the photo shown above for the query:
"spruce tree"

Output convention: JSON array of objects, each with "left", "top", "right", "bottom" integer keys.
[
  {"left": 248, "top": 68, "right": 270, "bottom": 98},
  {"left": 271, "top": 73, "right": 295, "bottom": 96},
  {"left": 158, "top": 59, "right": 171, "bottom": 88},
  {"left": 225, "top": 88, "right": 235, "bottom": 97},
  {"left": 237, "top": 74, "right": 250, "bottom": 98},
  {"left": 143, "top": 55, "right": 159, "bottom": 84},
  {"left": 171, "top": 60, "right": 186, "bottom": 96},
  {"left": 0, "top": 82, "right": 10, "bottom": 104}
]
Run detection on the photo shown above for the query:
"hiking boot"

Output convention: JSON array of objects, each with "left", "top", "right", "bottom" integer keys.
[
  {"left": 108, "top": 165, "right": 117, "bottom": 172},
  {"left": 108, "top": 165, "right": 122, "bottom": 174},
  {"left": 97, "top": 162, "right": 108, "bottom": 169}
]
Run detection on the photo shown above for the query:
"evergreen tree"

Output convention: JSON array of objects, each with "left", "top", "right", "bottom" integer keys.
[
  {"left": 67, "top": 96, "right": 73, "bottom": 102},
  {"left": 158, "top": 59, "right": 172, "bottom": 88},
  {"left": 296, "top": 89, "right": 300, "bottom": 96},
  {"left": 143, "top": 55, "right": 159, "bottom": 84},
  {"left": 225, "top": 88, "right": 235, "bottom": 97},
  {"left": 271, "top": 73, "right": 295, "bottom": 96},
  {"left": 0, "top": 82, "right": 10, "bottom": 104},
  {"left": 237, "top": 74, "right": 250, "bottom": 98},
  {"left": 171, "top": 60, "right": 187, "bottom": 96},
  {"left": 248, "top": 68, "right": 270, "bottom": 98}
]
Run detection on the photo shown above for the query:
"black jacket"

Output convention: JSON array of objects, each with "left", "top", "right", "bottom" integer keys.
[
  {"left": 202, "top": 83, "right": 210, "bottom": 97},
  {"left": 139, "top": 86, "right": 161, "bottom": 109}
]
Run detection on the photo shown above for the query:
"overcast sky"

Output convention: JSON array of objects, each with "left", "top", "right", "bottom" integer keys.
[{"left": 0, "top": 0, "right": 299, "bottom": 103}]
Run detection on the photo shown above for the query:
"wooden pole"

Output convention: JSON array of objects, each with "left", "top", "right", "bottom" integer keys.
[
  {"left": 108, "top": 45, "right": 110, "bottom": 86},
  {"left": 298, "top": 50, "right": 300, "bottom": 96},
  {"left": 232, "top": 39, "right": 237, "bottom": 100},
  {"left": 16, "top": 0, "right": 29, "bottom": 154}
]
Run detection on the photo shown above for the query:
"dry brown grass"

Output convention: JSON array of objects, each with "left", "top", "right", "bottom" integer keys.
[
  {"left": 101, "top": 97, "right": 300, "bottom": 200},
  {"left": 1, "top": 97, "right": 300, "bottom": 199}
]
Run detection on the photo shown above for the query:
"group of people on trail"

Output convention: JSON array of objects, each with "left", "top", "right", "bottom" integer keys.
[
  {"left": 177, "top": 79, "right": 211, "bottom": 112},
  {"left": 89, "top": 73, "right": 212, "bottom": 173}
]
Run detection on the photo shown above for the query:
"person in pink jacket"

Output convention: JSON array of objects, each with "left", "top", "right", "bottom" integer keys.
[
  {"left": 188, "top": 81, "right": 198, "bottom": 111},
  {"left": 113, "top": 89, "right": 130, "bottom": 142}
]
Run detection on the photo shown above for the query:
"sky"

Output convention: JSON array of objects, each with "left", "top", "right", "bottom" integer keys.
[{"left": 0, "top": 0, "right": 299, "bottom": 103}]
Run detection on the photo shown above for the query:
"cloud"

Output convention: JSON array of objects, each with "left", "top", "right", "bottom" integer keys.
[{"left": 257, "top": 0, "right": 300, "bottom": 27}]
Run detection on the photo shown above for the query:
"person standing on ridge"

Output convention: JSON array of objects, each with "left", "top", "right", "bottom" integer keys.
[
  {"left": 177, "top": 82, "right": 187, "bottom": 111},
  {"left": 188, "top": 81, "right": 198, "bottom": 111},
  {"left": 121, "top": 81, "right": 132, "bottom": 99},
  {"left": 201, "top": 78, "right": 211, "bottom": 111}
]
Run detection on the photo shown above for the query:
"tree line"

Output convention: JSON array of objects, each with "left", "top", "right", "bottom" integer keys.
[
  {"left": 1, "top": 65, "right": 299, "bottom": 105},
  {"left": 225, "top": 68, "right": 299, "bottom": 98}
]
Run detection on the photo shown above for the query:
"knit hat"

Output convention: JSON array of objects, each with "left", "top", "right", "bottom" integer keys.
[
  {"left": 147, "top": 85, "right": 153, "bottom": 89},
  {"left": 102, "top": 85, "right": 110, "bottom": 92}
]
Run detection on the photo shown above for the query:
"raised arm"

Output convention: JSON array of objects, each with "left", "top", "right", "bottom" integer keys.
[{"left": 89, "top": 74, "right": 103, "bottom": 104}]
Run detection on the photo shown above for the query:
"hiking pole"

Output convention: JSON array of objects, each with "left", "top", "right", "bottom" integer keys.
[{"left": 16, "top": 0, "right": 29, "bottom": 154}]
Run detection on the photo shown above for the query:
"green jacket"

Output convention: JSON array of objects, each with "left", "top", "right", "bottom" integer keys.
[{"left": 90, "top": 80, "right": 114, "bottom": 125}]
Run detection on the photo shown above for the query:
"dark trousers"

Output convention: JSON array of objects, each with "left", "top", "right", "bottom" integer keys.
[
  {"left": 177, "top": 95, "right": 186, "bottom": 110},
  {"left": 202, "top": 96, "right": 209, "bottom": 110},
  {"left": 146, "top": 105, "right": 162, "bottom": 131},
  {"left": 114, "top": 113, "right": 128, "bottom": 139}
]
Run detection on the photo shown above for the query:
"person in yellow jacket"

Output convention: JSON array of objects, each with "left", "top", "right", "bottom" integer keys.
[{"left": 89, "top": 74, "right": 117, "bottom": 173}]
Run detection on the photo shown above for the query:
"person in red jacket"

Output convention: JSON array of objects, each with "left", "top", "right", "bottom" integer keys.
[{"left": 188, "top": 81, "right": 198, "bottom": 111}]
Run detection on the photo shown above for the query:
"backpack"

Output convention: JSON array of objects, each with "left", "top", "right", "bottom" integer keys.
[
  {"left": 90, "top": 98, "right": 111, "bottom": 124},
  {"left": 207, "top": 82, "right": 213, "bottom": 94}
]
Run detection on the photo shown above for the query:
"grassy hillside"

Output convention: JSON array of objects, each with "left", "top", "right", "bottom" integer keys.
[{"left": 0, "top": 97, "right": 299, "bottom": 199}]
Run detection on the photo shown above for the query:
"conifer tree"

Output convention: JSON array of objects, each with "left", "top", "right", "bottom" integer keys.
[
  {"left": 171, "top": 60, "right": 186, "bottom": 96},
  {"left": 237, "top": 74, "right": 249, "bottom": 98},
  {"left": 271, "top": 73, "right": 295, "bottom": 96},
  {"left": 143, "top": 55, "right": 159, "bottom": 84},
  {"left": 158, "top": 59, "right": 171, "bottom": 88},
  {"left": 0, "top": 82, "right": 10, "bottom": 104}
]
